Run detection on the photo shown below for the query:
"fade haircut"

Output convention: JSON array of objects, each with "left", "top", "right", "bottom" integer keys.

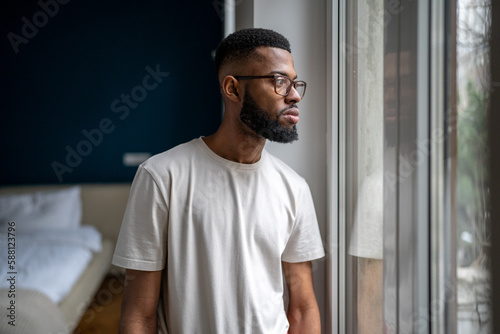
[{"left": 214, "top": 28, "right": 291, "bottom": 76}]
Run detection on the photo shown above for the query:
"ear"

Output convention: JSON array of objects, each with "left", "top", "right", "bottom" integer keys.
[{"left": 221, "top": 75, "right": 241, "bottom": 102}]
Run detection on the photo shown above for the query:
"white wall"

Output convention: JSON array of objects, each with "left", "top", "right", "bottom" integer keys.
[{"left": 235, "top": 1, "right": 329, "bottom": 331}]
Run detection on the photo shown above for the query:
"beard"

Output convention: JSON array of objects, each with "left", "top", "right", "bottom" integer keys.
[{"left": 239, "top": 88, "right": 299, "bottom": 143}]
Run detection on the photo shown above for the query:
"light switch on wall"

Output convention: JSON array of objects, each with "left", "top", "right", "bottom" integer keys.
[{"left": 123, "top": 152, "right": 151, "bottom": 166}]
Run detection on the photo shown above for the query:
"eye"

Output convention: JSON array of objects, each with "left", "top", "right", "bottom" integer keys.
[{"left": 274, "top": 76, "right": 287, "bottom": 87}]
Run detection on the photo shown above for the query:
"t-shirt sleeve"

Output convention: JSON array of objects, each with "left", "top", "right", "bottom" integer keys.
[
  {"left": 281, "top": 181, "right": 325, "bottom": 263},
  {"left": 112, "top": 165, "right": 169, "bottom": 271},
  {"left": 348, "top": 169, "right": 383, "bottom": 259}
]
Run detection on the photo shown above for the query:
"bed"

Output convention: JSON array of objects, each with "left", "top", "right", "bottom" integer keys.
[{"left": 0, "top": 184, "right": 130, "bottom": 334}]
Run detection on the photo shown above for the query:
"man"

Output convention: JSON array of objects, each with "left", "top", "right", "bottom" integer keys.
[{"left": 112, "top": 28, "right": 325, "bottom": 334}]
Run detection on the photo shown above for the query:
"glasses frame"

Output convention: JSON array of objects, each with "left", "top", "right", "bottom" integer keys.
[{"left": 233, "top": 74, "right": 307, "bottom": 98}]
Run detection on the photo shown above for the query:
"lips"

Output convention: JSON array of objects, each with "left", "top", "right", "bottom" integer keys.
[{"left": 282, "top": 108, "right": 300, "bottom": 124}]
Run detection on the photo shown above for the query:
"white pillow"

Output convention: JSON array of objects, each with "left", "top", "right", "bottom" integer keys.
[{"left": 0, "top": 186, "right": 82, "bottom": 232}]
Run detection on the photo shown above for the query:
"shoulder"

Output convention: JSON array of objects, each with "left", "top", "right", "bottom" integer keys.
[
  {"left": 140, "top": 138, "right": 202, "bottom": 176},
  {"left": 264, "top": 151, "right": 309, "bottom": 191}
]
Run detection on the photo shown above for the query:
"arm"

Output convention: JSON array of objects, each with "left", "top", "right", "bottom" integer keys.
[
  {"left": 357, "top": 258, "right": 383, "bottom": 334},
  {"left": 119, "top": 269, "right": 163, "bottom": 334},
  {"left": 282, "top": 261, "right": 321, "bottom": 334}
]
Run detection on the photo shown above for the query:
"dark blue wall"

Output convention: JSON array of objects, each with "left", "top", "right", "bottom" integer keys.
[{"left": 1, "top": 0, "right": 223, "bottom": 185}]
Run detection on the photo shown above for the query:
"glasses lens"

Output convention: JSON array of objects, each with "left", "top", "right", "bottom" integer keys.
[
  {"left": 274, "top": 76, "right": 306, "bottom": 98},
  {"left": 294, "top": 82, "right": 306, "bottom": 98},
  {"left": 274, "top": 76, "right": 290, "bottom": 96}
]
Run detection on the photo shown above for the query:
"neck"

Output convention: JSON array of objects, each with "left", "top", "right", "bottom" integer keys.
[{"left": 203, "top": 118, "right": 266, "bottom": 164}]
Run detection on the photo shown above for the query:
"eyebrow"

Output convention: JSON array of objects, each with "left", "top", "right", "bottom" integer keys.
[{"left": 268, "top": 71, "right": 298, "bottom": 80}]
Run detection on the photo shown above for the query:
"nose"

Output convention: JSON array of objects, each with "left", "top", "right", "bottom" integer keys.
[{"left": 285, "top": 85, "right": 302, "bottom": 104}]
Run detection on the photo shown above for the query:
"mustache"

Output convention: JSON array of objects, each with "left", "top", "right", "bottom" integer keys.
[{"left": 277, "top": 104, "right": 299, "bottom": 117}]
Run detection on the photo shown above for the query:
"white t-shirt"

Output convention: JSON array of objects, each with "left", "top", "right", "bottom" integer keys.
[{"left": 112, "top": 137, "right": 325, "bottom": 334}]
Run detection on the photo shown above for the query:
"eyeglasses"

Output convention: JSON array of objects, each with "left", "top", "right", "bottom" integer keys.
[{"left": 233, "top": 74, "right": 307, "bottom": 98}]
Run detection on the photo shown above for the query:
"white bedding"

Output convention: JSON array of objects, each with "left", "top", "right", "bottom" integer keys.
[{"left": 0, "top": 225, "right": 102, "bottom": 304}]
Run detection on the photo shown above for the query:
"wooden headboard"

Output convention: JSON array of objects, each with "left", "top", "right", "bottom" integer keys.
[{"left": 0, "top": 184, "right": 130, "bottom": 243}]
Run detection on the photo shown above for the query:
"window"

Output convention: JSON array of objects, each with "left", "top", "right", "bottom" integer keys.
[
  {"left": 342, "top": 0, "right": 385, "bottom": 333},
  {"left": 455, "top": 0, "right": 492, "bottom": 332},
  {"left": 336, "top": 0, "right": 493, "bottom": 332}
]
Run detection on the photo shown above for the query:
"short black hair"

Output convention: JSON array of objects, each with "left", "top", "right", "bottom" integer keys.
[{"left": 214, "top": 28, "right": 291, "bottom": 76}]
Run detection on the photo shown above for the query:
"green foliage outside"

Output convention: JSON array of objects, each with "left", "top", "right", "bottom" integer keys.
[{"left": 457, "top": 80, "right": 490, "bottom": 268}]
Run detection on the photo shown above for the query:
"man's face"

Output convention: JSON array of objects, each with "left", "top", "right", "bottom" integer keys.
[
  {"left": 237, "top": 47, "right": 302, "bottom": 143},
  {"left": 239, "top": 87, "right": 298, "bottom": 143}
]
